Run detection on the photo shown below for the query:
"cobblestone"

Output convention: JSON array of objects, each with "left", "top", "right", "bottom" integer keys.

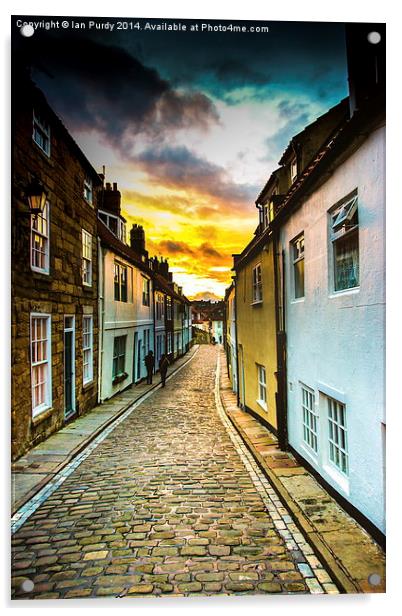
[{"left": 11, "top": 347, "right": 337, "bottom": 599}]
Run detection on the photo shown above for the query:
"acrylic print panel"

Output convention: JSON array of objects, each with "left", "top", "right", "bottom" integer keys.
[{"left": 11, "top": 15, "right": 386, "bottom": 600}]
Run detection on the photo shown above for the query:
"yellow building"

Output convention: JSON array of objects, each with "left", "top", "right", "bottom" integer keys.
[{"left": 234, "top": 233, "right": 278, "bottom": 432}]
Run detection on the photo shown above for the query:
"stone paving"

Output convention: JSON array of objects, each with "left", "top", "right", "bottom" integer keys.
[{"left": 11, "top": 345, "right": 339, "bottom": 600}]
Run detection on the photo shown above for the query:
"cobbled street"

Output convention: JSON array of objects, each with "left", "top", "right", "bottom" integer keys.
[{"left": 12, "top": 346, "right": 337, "bottom": 599}]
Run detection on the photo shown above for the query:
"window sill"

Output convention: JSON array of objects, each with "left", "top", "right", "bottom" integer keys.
[
  {"left": 32, "top": 406, "right": 54, "bottom": 426},
  {"left": 256, "top": 399, "right": 267, "bottom": 412},
  {"left": 83, "top": 379, "right": 94, "bottom": 391},
  {"left": 250, "top": 300, "right": 263, "bottom": 307},
  {"left": 291, "top": 297, "right": 305, "bottom": 304},
  {"left": 112, "top": 372, "right": 128, "bottom": 386},
  {"left": 323, "top": 463, "right": 349, "bottom": 496},
  {"left": 82, "top": 284, "right": 94, "bottom": 291},
  {"left": 329, "top": 287, "right": 359, "bottom": 299},
  {"left": 31, "top": 266, "right": 50, "bottom": 276}
]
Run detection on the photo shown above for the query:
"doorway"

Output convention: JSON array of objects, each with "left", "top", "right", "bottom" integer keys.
[{"left": 64, "top": 315, "right": 75, "bottom": 419}]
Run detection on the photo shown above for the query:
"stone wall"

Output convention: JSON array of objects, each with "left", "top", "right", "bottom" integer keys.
[{"left": 11, "top": 80, "right": 100, "bottom": 460}]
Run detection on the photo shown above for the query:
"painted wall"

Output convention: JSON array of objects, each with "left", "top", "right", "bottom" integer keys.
[
  {"left": 226, "top": 286, "right": 238, "bottom": 394},
  {"left": 235, "top": 243, "right": 278, "bottom": 430},
  {"left": 211, "top": 320, "right": 223, "bottom": 343},
  {"left": 280, "top": 125, "right": 385, "bottom": 533},
  {"left": 100, "top": 248, "right": 153, "bottom": 400}
]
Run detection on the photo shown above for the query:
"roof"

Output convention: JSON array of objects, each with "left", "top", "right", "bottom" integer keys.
[
  {"left": 99, "top": 221, "right": 191, "bottom": 303},
  {"left": 98, "top": 219, "right": 151, "bottom": 275},
  {"left": 234, "top": 92, "right": 384, "bottom": 272},
  {"left": 19, "top": 77, "right": 102, "bottom": 184}
]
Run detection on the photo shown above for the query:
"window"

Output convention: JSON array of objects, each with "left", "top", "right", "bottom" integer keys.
[
  {"left": 33, "top": 110, "right": 50, "bottom": 156},
  {"left": 166, "top": 297, "right": 172, "bottom": 320},
  {"left": 156, "top": 294, "right": 165, "bottom": 320},
  {"left": 84, "top": 177, "right": 93, "bottom": 205},
  {"left": 82, "top": 230, "right": 92, "bottom": 286},
  {"left": 112, "top": 336, "right": 126, "bottom": 378},
  {"left": 257, "top": 364, "right": 267, "bottom": 409},
  {"left": 98, "top": 210, "right": 126, "bottom": 243},
  {"left": 114, "top": 262, "right": 128, "bottom": 302},
  {"left": 82, "top": 316, "right": 93, "bottom": 385},
  {"left": 142, "top": 276, "right": 150, "bottom": 306},
  {"left": 301, "top": 385, "right": 318, "bottom": 453},
  {"left": 292, "top": 234, "right": 305, "bottom": 299},
  {"left": 331, "top": 196, "right": 359, "bottom": 291},
  {"left": 327, "top": 396, "right": 348, "bottom": 475},
  {"left": 31, "top": 201, "right": 49, "bottom": 273},
  {"left": 290, "top": 157, "right": 297, "bottom": 183},
  {"left": 252, "top": 263, "right": 263, "bottom": 303},
  {"left": 30, "top": 315, "right": 51, "bottom": 416}
]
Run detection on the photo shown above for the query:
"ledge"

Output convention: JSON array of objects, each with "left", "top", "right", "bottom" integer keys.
[{"left": 31, "top": 407, "right": 56, "bottom": 427}]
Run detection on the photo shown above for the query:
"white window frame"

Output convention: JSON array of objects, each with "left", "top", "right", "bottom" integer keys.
[
  {"left": 290, "top": 157, "right": 297, "bottom": 183},
  {"left": 292, "top": 233, "right": 305, "bottom": 300},
  {"left": 252, "top": 263, "right": 263, "bottom": 304},
  {"left": 330, "top": 195, "right": 359, "bottom": 293},
  {"left": 142, "top": 276, "right": 150, "bottom": 306},
  {"left": 256, "top": 364, "right": 267, "bottom": 411},
  {"left": 301, "top": 384, "right": 318, "bottom": 455},
  {"left": 84, "top": 176, "right": 93, "bottom": 205},
  {"left": 30, "top": 201, "right": 50, "bottom": 274},
  {"left": 30, "top": 313, "right": 52, "bottom": 417},
  {"left": 114, "top": 261, "right": 128, "bottom": 303},
  {"left": 112, "top": 335, "right": 127, "bottom": 378},
  {"left": 326, "top": 396, "right": 349, "bottom": 476},
  {"left": 82, "top": 315, "right": 93, "bottom": 385},
  {"left": 98, "top": 210, "right": 126, "bottom": 243},
  {"left": 32, "top": 110, "right": 51, "bottom": 156},
  {"left": 82, "top": 229, "right": 93, "bottom": 287}
]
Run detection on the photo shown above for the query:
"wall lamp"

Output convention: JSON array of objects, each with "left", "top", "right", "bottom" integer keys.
[{"left": 25, "top": 177, "right": 48, "bottom": 217}]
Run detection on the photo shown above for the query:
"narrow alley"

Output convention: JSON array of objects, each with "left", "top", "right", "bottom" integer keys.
[{"left": 11, "top": 346, "right": 338, "bottom": 599}]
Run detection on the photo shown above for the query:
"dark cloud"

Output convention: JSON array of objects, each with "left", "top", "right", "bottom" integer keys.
[
  {"left": 199, "top": 243, "right": 222, "bottom": 259},
  {"left": 210, "top": 59, "right": 270, "bottom": 86},
  {"left": 158, "top": 240, "right": 195, "bottom": 256},
  {"left": 26, "top": 34, "right": 218, "bottom": 151},
  {"left": 136, "top": 145, "right": 258, "bottom": 206},
  {"left": 263, "top": 99, "right": 312, "bottom": 163}
]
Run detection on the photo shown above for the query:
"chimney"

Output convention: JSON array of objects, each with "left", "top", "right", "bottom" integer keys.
[
  {"left": 130, "top": 224, "right": 147, "bottom": 257},
  {"left": 103, "top": 182, "right": 121, "bottom": 215}
]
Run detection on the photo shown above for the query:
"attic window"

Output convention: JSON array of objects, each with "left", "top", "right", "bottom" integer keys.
[
  {"left": 33, "top": 110, "right": 50, "bottom": 156},
  {"left": 290, "top": 157, "right": 297, "bottom": 183}
]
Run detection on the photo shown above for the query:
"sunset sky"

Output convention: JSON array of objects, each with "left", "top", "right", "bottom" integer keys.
[{"left": 14, "top": 17, "right": 348, "bottom": 298}]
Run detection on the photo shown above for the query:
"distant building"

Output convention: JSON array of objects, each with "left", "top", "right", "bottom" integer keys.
[
  {"left": 12, "top": 76, "right": 100, "bottom": 459},
  {"left": 224, "top": 283, "right": 237, "bottom": 394}
]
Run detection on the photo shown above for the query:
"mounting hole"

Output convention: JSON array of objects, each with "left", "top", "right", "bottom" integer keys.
[
  {"left": 21, "top": 579, "right": 35, "bottom": 592},
  {"left": 367, "top": 31, "right": 381, "bottom": 45},
  {"left": 368, "top": 573, "right": 381, "bottom": 586},
  {"left": 20, "top": 24, "right": 34, "bottom": 37}
]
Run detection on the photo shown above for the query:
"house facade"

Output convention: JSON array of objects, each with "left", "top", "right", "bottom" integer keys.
[
  {"left": 224, "top": 283, "right": 238, "bottom": 394},
  {"left": 12, "top": 77, "right": 100, "bottom": 459},
  {"left": 272, "top": 97, "right": 385, "bottom": 535}
]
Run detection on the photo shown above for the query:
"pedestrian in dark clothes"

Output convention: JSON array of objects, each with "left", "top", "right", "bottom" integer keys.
[
  {"left": 144, "top": 350, "right": 155, "bottom": 384},
  {"left": 159, "top": 353, "right": 170, "bottom": 387}
]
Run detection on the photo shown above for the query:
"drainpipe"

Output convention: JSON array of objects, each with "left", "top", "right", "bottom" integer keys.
[
  {"left": 98, "top": 239, "right": 105, "bottom": 404},
  {"left": 273, "top": 229, "right": 288, "bottom": 450}
]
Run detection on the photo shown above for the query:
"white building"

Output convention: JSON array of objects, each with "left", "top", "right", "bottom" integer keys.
[
  {"left": 275, "top": 98, "right": 385, "bottom": 534},
  {"left": 98, "top": 184, "right": 153, "bottom": 400}
]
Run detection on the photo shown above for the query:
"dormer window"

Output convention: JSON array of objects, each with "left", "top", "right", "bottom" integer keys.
[
  {"left": 84, "top": 176, "right": 93, "bottom": 205},
  {"left": 33, "top": 110, "right": 50, "bottom": 156},
  {"left": 290, "top": 157, "right": 297, "bottom": 183},
  {"left": 98, "top": 210, "right": 127, "bottom": 243}
]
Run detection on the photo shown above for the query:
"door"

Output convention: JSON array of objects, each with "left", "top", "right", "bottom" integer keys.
[
  {"left": 238, "top": 344, "right": 245, "bottom": 409},
  {"left": 64, "top": 316, "right": 75, "bottom": 419}
]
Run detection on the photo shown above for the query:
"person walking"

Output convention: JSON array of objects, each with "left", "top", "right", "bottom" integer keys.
[
  {"left": 144, "top": 350, "right": 155, "bottom": 385},
  {"left": 159, "top": 353, "right": 170, "bottom": 387}
]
